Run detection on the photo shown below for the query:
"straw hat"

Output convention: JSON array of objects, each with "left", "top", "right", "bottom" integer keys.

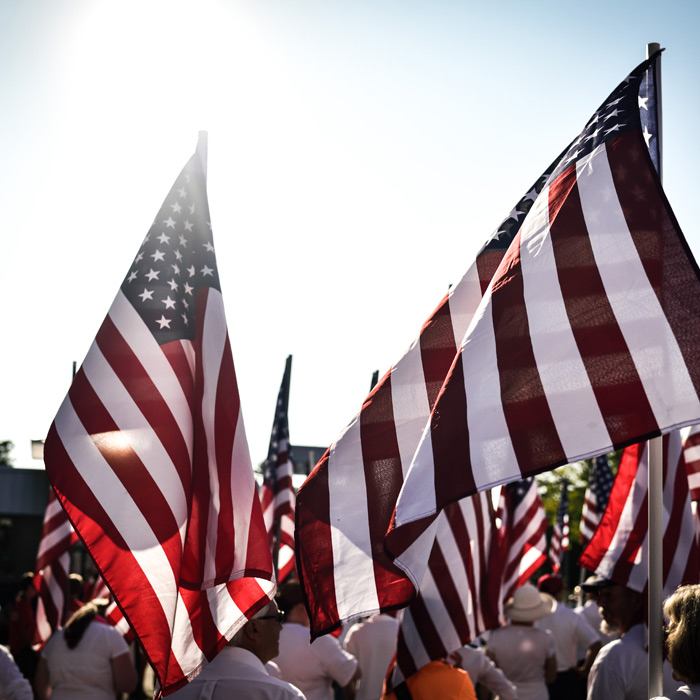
[{"left": 504, "top": 584, "right": 556, "bottom": 622}]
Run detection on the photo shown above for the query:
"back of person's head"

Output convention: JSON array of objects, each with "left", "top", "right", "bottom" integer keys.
[
  {"left": 275, "top": 580, "right": 305, "bottom": 616},
  {"left": 63, "top": 602, "right": 98, "bottom": 649},
  {"left": 537, "top": 573, "right": 563, "bottom": 598},
  {"left": 68, "top": 573, "right": 84, "bottom": 599},
  {"left": 664, "top": 584, "right": 700, "bottom": 684},
  {"left": 19, "top": 571, "right": 35, "bottom": 595}
]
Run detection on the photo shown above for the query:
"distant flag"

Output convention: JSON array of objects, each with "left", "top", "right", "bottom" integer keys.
[
  {"left": 580, "top": 432, "right": 699, "bottom": 595},
  {"left": 682, "top": 425, "right": 700, "bottom": 545},
  {"left": 393, "top": 491, "right": 501, "bottom": 685},
  {"left": 549, "top": 481, "right": 569, "bottom": 573},
  {"left": 33, "top": 489, "right": 78, "bottom": 646},
  {"left": 260, "top": 355, "right": 296, "bottom": 582},
  {"left": 498, "top": 477, "right": 548, "bottom": 599},
  {"left": 580, "top": 455, "right": 616, "bottom": 545},
  {"left": 682, "top": 424, "right": 700, "bottom": 501},
  {"left": 298, "top": 51, "right": 700, "bottom": 635},
  {"left": 43, "top": 134, "right": 275, "bottom": 695}
]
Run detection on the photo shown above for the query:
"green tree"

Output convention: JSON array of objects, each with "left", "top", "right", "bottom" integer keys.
[{"left": 0, "top": 440, "right": 14, "bottom": 467}]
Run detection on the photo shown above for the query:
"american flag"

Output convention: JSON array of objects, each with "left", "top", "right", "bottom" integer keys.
[
  {"left": 33, "top": 489, "right": 78, "bottom": 647},
  {"left": 580, "top": 455, "right": 616, "bottom": 545},
  {"left": 260, "top": 354, "right": 296, "bottom": 582},
  {"left": 43, "top": 134, "right": 275, "bottom": 695},
  {"left": 297, "top": 51, "right": 700, "bottom": 635},
  {"left": 548, "top": 481, "right": 569, "bottom": 573},
  {"left": 682, "top": 425, "right": 700, "bottom": 548},
  {"left": 579, "top": 432, "right": 699, "bottom": 595},
  {"left": 498, "top": 477, "right": 548, "bottom": 599},
  {"left": 682, "top": 424, "right": 700, "bottom": 502},
  {"left": 393, "top": 491, "right": 502, "bottom": 685}
]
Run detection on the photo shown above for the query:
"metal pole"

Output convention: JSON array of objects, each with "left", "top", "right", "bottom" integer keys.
[{"left": 646, "top": 42, "right": 664, "bottom": 700}]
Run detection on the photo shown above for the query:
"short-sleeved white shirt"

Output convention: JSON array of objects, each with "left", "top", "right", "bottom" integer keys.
[
  {"left": 343, "top": 614, "right": 399, "bottom": 700},
  {"left": 40, "top": 621, "right": 130, "bottom": 700},
  {"left": 273, "top": 623, "right": 358, "bottom": 700},
  {"left": 536, "top": 603, "right": 599, "bottom": 671},
  {"left": 487, "top": 624, "right": 555, "bottom": 700}
]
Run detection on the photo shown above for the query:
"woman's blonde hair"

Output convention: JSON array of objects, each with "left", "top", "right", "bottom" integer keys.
[
  {"left": 664, "top": 584, "right": 700, "bottom": 684},
  {"left": 63, "top": 602, "right": 98, "bottom": 649}
]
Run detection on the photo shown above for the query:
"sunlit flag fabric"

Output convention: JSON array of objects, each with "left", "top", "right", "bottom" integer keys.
[
  {"left": 297, "top": 50, "right": 700, "bottom": 635},
  {"left": 393, "top": 491, "right": 502, "bottom": 685},
  {"left": 580, "top": 455, "right": 616, "bottom": 545},
  {"left": 260, "top": 354, "right": 296, "bottom": 582},
  {"left": 385, "top": 51, "right": 700, "bottom": 582},
  {"left": 579, "top": 432, "right": 699, "bottom": 595},
  {"left": 33, "top": 489, "right": 79, "bottom": 646},
  {"left": 43, "top": 134, "right": 275, "bottom": 695},
  {"left": 498, "top": 477, "right": 548, "bottom": 599},
  {"left": 548, "top": 481, "right": 570, "bottom": 573}
]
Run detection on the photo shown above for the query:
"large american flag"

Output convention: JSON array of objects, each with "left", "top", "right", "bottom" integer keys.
[
  {"left": 580, "top": 455, "right": 616, "bottom": 545},
  {"left": 579, "top": 432, "right": 699, "bottom": 595},
  {"left": 33, "top": 489, "right": 79, "bottom": 647},
  {"left": 43, "top": 134, "right": 275, "bottom": 695},
  {"left": 548, "top": 480, "right": 569, "bottom": 573},
  {"left": 498, "top": 477, "right": 548, "bottom": 599},
  {"left": 297, "top": 51, "right": 700, "bottom": 634},
  {"left": 393, "top": 491, "right": 502, "bottom": 685},
  {"left": 260, "top": 354, "right": 296, "bottom": 582}
]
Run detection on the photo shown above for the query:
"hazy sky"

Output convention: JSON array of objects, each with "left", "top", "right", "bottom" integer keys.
[{"left": 2, "top": 0, "right": 699, "bottom": 471}]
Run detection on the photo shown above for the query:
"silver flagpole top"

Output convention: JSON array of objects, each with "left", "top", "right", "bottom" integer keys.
[{"left": 197, "top": 131, "right": 208, "bottom": 179}]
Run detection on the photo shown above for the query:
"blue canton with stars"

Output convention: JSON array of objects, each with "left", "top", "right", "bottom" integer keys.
[
  {"left": 121, "top": 152, "right": 220, "bottom": 345},
  {"left": 477, "top": 51, "right": 662, "bottom": 262},
  {"left": 592, "top": 454, "right": 616, "bottom": 513}
]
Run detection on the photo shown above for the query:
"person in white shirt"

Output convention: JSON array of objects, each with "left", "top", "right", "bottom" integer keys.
[
  {"left": 169, "top": 600, "right": 306, "bottom": 700},
  {"left": 536, "top": 574, "right": 601, "bottom": 700},
  {"left": 449, "top": 644, "right": 517, "bottom": 700},
  {"left": 0, "top": 645, "right": 33, "bottom": 700},
  {"left": 584, "top": 577, "right": 681, "bottom": 700},
  {"left": 273, "top": 581, "right": 359, "bottom": 700},
  {"left": 343, "top": 613, "right": 399, "bottom": 700}
]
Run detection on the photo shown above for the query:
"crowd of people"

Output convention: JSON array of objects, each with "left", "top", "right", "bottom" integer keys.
[{"left": 1, "top": 572, "right": 699, "bottom": 700}]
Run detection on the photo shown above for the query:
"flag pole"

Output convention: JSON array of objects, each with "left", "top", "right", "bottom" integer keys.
[{"left": 645, "top": 41, "right": 664, "bottom": 700}]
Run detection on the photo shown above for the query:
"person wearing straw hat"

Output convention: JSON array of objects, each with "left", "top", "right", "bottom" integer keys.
[{"left": 485, "top": 584, "right": 557, "bottom": 700}]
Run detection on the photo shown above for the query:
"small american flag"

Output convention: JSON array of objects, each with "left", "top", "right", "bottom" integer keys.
[
  {"left": 682, "top": 424, "right": 700, "bottom": 502},
  {"left": 260, "top": 355, "right": 296, "bottom": 582},
  {"left": 498, "top": 477, "right": 548, "bottom": 599},
  {"left": 580, "top": 455, "right": 616, "bottom": 545},
  {"left": 549, "top": 480, "right": 569, "bottom": 573},
  {"left": 580, "top": 432, "right": 699, "bottom": 595},
  {"left": 393, "top": 491, "right": 501, "bottom": 685},
  {"left": 33, "top": 489, "right": 78, "bottom": 647},
  {"left": 44, "top": 134, "right": 275, "bottom": 695}
]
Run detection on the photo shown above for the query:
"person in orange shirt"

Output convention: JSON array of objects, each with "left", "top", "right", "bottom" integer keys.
[{"left": 381, "top": 659, "right": 477, "bottom": 700}]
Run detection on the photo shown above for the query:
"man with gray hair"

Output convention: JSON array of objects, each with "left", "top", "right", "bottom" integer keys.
[{"left": 169, "top": 600, "right": 306, "bottom": 699}]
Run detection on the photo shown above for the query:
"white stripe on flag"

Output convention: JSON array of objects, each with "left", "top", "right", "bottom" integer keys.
[
  {"left": 328, "top": 417, "right": 380, "bottom": 619},
  {"left": 520, "top": 184, "right": 609, "bottom": 456},
  {"left": 580, "top": 146, "right": 700, "bottom": 428}
]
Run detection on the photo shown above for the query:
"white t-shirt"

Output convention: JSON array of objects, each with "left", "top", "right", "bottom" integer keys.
[
  {"left": 0, "top": 645, "right": 33, "bottom": 700},
  {"left": 343, "top": 614, "right": 399, "bottom": 700},
  {"left": 274, "top": 623, "right": 358, "bottom": 700},
  {"left": 487, "top": 624, "right": 555, "bottom": 700},
  {"left": 536, "top": 603, "right": 599, "bottom": 671},
  {"left": 40, "top": 621, "right": 130, "bottom": 700}
]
